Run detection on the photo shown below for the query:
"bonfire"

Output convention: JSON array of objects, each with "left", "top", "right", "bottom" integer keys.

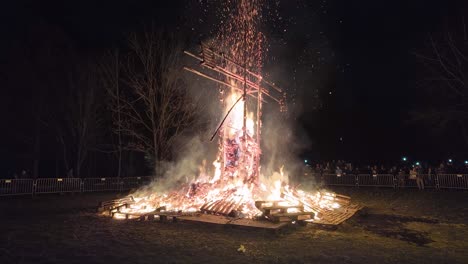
[{"left": 100, "top": 0, "right": 360, "bottom": 227}]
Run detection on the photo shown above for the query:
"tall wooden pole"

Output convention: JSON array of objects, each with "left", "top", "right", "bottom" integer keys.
[
  {"left": 256, "top": 81, "right": 262, "bottom": 182},
  {"left": 242, "top": 21, "right": 248, "bottom": 179}
]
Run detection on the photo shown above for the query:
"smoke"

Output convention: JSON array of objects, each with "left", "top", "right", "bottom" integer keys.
[
  {"left": 135, "top": 134, "right": 218, "bottom": 196},
  {"left": 133, "top": 0, "right": 331, "bottom": 197},
  {"left": 257, "top": 103, "right": 313, "bottom": 187}
]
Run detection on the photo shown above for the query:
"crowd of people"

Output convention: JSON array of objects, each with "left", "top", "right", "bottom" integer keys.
[
  {"left": 304, "top": 160, "right": 468, "bottom": 190},
  {"left": 306, "top": 160, "right": 468, "bottom": 175}
]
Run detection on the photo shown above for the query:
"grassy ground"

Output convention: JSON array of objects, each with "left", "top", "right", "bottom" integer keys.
[{"left": 0, "top": 187, "right": 467, "bottom": 264}]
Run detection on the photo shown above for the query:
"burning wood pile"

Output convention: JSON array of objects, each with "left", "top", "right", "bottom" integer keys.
[{"left": 99, "top": 180, "right": 361, "bottom": 228}]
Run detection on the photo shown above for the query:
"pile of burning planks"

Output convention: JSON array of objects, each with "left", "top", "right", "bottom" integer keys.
[
  {"left": 255, "top": 200, "right": 314, "bottom": 224},
  {"left": 98, "top": 196, "right": 192, "bottom": 221},
  {"left": 200, "top": 198, "right": 244, "bottom": 217},
  {"left": 98, "top": 192, "right": 362, "bottom": 227}
]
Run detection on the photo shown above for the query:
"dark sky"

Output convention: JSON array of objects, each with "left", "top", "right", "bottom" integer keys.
[{"left": 1, "top": 0, "right": 467, "bottom": 165}]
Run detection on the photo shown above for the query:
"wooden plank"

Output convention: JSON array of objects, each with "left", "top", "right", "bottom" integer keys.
[
  {"left": 311, "top": 204, "right": 362, "bottom": 226},
  {"left": 178, "top": 214, "right": 231, "bottom": 225},
  {"left": 177, "top": 214, "right": 289, "bottom": 230},
  {"left": 228, "top": 219, "right": 289, "bottom": 230}
]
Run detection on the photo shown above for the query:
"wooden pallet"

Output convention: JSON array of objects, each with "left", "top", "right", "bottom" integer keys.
[
  {"left": 312, "top": 204, "right": 363, "bottom": 226},
  {"left": 98, "top": 196, "right": 135, "bottom": 214},
  {"left": 178, "top": 213, "right": 289, "bottom": 230},
  {"left": 200, "top": 199, "right": 243, "bottom": 216},
  {"left": 255, "top": 200, "right": 315, "bottom": 223}
]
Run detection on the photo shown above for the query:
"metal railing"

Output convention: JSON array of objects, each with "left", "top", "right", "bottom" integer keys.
[
  {"left": 1, "top": 173, "right": 467, "bottom": 197},
  {"left": 35, "top": 178, "right": 81, "bottom": 194},
  {"left": 322, "top": 174, "right": 357, "bottom": 186},
  {"left": 0, "top": 179, "right": 34, "bottom": 196},
  {"left": 0, "top": 177, "right": 153, "bottom": 197},
  {"left": 316, "top": 173, "right": 468, "bottom": 190},
  {"left": 396, "top": 174, "right": 437, "bottom": 189},
  {"left": 437, "top": 174, "right": 468, "bottom": 190},
  {"left": 83, "top": 178, "right": 123, "bottom": 192},
  {"left": 357, "top": 174, "right": 395, "bottom": 187}
]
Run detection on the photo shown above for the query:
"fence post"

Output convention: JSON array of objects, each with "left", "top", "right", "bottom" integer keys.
[
  {"left": 355, "top": 174, "right": 359, "bottom": 187},
  {"left": 435, "top": 174, "right": 440, "bottom": 190}
]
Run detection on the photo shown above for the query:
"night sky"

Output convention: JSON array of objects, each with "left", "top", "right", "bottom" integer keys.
[{"left": 1, "top": 0, "right": 467, "bottom": 174}]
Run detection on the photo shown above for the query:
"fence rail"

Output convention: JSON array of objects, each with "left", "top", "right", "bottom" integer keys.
[
  {"left": 357, "top": 174, "right": 395, "bottom": 187},
  {"left": 0, "top": 179, "right": 34, "bottom": 196},
  {"left": 437, "top": 174, "right": 468, "bottom": 190},
  {"left": 1, "top": 173, "right": 467, "bottom": 197},
  {"left": 318, "top": 173, "right": 468, "bottom": 189},
  {"left": 323, "top": 174, "right": 357, "bottom": 186},
  {"left": 0, "top": 177, "right": 153, "bottom": 197},
  {"left": 35, "top": 178, "right": 81, "bottom": 194}
]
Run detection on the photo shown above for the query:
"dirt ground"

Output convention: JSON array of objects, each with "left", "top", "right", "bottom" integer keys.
[{"left": 1, "top": 187, "right": 467, "bottom": 264}]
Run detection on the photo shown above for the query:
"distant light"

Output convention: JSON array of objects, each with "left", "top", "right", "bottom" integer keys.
[
  {"left": 465, "top": 161, "right": 468, "bottom": 165},
  {"left": 329, "top": 91, "right": 332, "bottom": 95},
  {"left": 304, "top": 159, "right": 308, "bottom": 164},
  {"left": 415, "top": 162, "right": 420, "bottom": 166},
  {"left": 448, "top": 159, "right": 453, "bottom": 163},
  {"left": 402, "top": 157, "right": 407, "bottom": 161}
]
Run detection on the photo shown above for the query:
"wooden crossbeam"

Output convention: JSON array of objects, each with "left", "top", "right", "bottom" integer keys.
[{"left": 184, "top": 51, "right": 281, "bottom": 103}]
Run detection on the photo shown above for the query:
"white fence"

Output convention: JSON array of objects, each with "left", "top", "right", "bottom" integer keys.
[
  {"left": 311, "top": 173, "right": 468, "bottom": 189},
  {"left": 0, "top": 177, "right": 152, "bottom": 196},
  {"left": 1, "top": 174, "right": 467, "bottom": 197}
]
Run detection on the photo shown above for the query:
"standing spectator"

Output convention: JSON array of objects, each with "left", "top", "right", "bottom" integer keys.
[
  {"left": 380, "top": 165, "right": 386, "bottom": 174},
  {"left": 324, "top": 163, "right": 331, "bottom": 174},
  {"left": 410, "top": 167, "right": 417, "bottom": 180},
  {"left": 427, "top": 166, "right": 433, "bottom": 186},
  {"left": 398, "top": 168, "right": 406, "bottom": 187},
  {"left": 416, "top": 165, "right": 424, "bottom": 190},
  {"left": 335, "top": 166, "right": 342, "bottom": 177},
  {"left": 21, "top": 170, "right": 29, "bottom": 179},
  {"left": 67, "top": 168, "right": 74, "bottom": 178},
  {"left": 437, "top": 163, "right": 445, "bottom": 174}
]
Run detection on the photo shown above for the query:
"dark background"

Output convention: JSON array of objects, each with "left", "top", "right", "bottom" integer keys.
[{"left": 0, "top": 0, "right": 467, "bottom": 177}]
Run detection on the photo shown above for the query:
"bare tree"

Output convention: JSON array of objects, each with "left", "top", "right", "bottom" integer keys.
[
  {"left": 55, "top": 60, "right": 101, "bottom": 178},
  {"left": 102, "top": 30, "right": 199, "bottom": 176},
  {"left": 413, "top": 19, "right": 468, "bottom": 144}
]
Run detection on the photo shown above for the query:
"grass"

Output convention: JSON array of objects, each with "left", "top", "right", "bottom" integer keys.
[{"left": 0, "top": 187, "right": 467, "bottom": 264}]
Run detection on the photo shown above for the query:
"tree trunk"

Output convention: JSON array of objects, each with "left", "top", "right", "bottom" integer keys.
[{"left": 32, "top": 119, "right": 41, "bottom": 179}]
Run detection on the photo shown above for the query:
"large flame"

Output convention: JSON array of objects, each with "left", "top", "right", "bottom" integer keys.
[{"left": 114, "top": 88, "right": 341, "bottom": 221}]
